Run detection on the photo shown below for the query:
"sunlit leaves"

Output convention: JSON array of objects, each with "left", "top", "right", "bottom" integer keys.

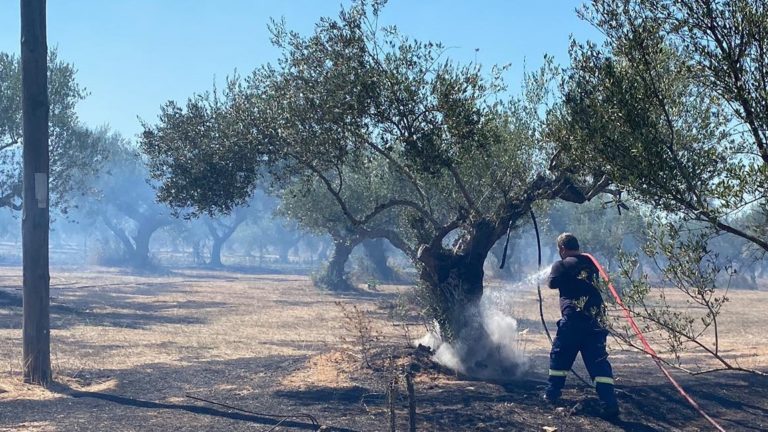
[
  {"left": 0, "top": 49, "right": 105, "bottom": 212},
  {"left": 555, "top": 0, "right": 767, "bottom": 252},
  {"left": 141, "top": 0, "right": 558, "bottom": 252}
]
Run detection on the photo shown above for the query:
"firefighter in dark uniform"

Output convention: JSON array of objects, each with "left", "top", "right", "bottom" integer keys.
[{"left": 544, "top": 232, "right": 619, "bottom": 417}]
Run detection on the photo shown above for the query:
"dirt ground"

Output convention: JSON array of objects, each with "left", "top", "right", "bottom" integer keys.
[{"left": 0, "top": 265, "right": 766, "bottom": 431}]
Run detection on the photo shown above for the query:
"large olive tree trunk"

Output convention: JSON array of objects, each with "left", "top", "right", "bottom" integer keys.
[
  {"left": 413, "top": 215, "right": 534, "bottom": 378},
  {"left": 316, "top": 235, "right": 362, "bottom": 291},
  {"left": 362, "top": 238, "right": 398, "bottom": 282},
  {"left": 416, "top": 219, "right": 497, "bottom": 341}
]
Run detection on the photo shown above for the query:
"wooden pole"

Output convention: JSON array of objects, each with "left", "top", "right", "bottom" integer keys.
[
  {"left": 20, "top": 0, "right": 51, "bottom": 385},
  {"left": 388, "top": 377, "right": 397, "bottom": 432},
  {"left": 406, "top": 372, "right": 416, "bottom": 432}
]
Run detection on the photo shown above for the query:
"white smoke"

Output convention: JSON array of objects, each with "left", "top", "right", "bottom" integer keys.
[{"left": 416, "top": 268, "right": 550, "bottom": 380}]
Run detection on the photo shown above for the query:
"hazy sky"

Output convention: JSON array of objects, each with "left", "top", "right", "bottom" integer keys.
[{"left": 1, "top": 1, "right": 602, "bottom": 140}]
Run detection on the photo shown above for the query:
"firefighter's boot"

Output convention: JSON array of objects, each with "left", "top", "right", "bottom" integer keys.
[{"left": 595, "top": 381, "right": 619, "bottom": 418}]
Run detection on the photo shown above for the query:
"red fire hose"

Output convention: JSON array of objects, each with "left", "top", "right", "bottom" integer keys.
[{"left": 583, "top": 253, "right": 726, "bottom": 431}]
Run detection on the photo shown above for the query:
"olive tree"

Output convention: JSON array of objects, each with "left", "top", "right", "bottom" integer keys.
[
  {"left": 83, "top": 129, "right": 174, "bottom": 268},
  {"left": 552, "top": 0, "right": 767, "bottom": 253},
  {"left": 0, "top": 49, "right": 106, "bottom": 212},
  {"left": 202, "top": 207, "right": 249, "bottom": 267},
  {"left": 276, "top": 163, "right": 407, "bottom": 291},
  {"left": 141, "top": 1, "right": 601, "bottom": 346},
  {"left": 551, "top": 0, "right": 767, "bottom": 374}
]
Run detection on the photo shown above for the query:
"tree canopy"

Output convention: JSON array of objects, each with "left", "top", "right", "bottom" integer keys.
[
  {"left": 0, "top": 49, "right": 106, "bottom": 212},
  {"left": 141, "top": 1, "right": 605, "bottom": 343},
  {"left": 552, "top": 0, "right": 768, "bottom": 252}
]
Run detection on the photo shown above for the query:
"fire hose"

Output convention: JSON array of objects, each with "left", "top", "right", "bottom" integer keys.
[
  {"left": 500, "top": 212, "right": 592, "bottom": 387},
  {"left": 519, "top": 209, "right": 726, "bottom": 430},
  {"left": 582, "top": 252, "right": 726, "bottom": 431},
  {"left": 529, "top": 211, "right": 593, "bottom": 388}
]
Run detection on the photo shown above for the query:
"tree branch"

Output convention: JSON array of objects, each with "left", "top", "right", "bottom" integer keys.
[
  {"left": 707, "top": 213, "right": 768, "bottom": 252},
  {"left": 360, "top": 198, "right": 439, "bottom": 228},
  {"left": 446, "top": 164, "right": 479, "bottom": 214},
  {"left": 100, "top": 213, "right": 136, "bottom": 254},
  {"left": 700, "top": 2, "right": 768, "bottom": 167},
  {"left": 0, "top": 189, "right": 22, "bottom": 211},
  {"left": 298, "top": 155, "right": 438, "bottom": 231},
  {"left": 619, "top": 304, "right": 748, "bottom": 374},
  {"left": 361, "top": 135, "right": 428, "bottom": 201},
  {"left": 363, "top": 227, "right": 416, "bottom": 259},
  {"left": 303, "top": 161, "right": 363, "bottom": 227},
  {"left": 616, "top": 335, "right": 766, "bottom": 376},
  {"left": 677, "top": 197, "right": 768, "bottom": 252},
  {"left": 111, "top": 199, "right": 149, "bottom": 224},
  {"left": 631, "top": 24, "right": 709, "bottom": 210},
  {"left": 428, "top": 217, "right": 464, "bottom": 250},
  {"left": 584, "top": 174, "right": 613, "bottom": 201},
  {"left": 0, "top": 139, "right": 19, "bottom": 152}
]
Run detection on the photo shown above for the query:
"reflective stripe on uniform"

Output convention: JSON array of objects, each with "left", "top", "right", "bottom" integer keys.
[
  {"left": 593, "top": 376, "right": 614, "bottom": 385},
  {"left": 548, "top": 369, "right": 568, "bottom": 377}
]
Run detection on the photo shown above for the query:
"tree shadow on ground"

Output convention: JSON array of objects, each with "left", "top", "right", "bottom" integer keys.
[
  {"left": 333, "top": 288, "right": 400, "bottom": 302},
  {"left": 0, "top": 289, "right": 21, "bottom": 308},
  {"left": 0, "top": 285, "right": 224, "bottom": 330},
  {"left": 214, "top": 264, "right": 315, "bottom": 276},
  {"left": 48, "top": 382, "right": 341, "bottom": 432},
  {"left": 0, "top": 354, "right": 365, "bottom": 432},
  {"left": 274, "top": 386, "right": 371, "bottom": 405},
  {"left": 609, "top": 360, "right": 768, "bottom": 432},
  {"left": 165, "top": 266, "right": 312, "bottom": 282},
  {"left": 0, "top": 346, "right": 764, "bottom": 432},
  {"left": 522, "top": 341, "right": 768, "bottom": 431}
]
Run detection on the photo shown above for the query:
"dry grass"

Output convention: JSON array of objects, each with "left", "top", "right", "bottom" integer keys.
[
  {"left": 280, "top": 351, "right": 359, "bottom": 389},
  {"left": 489, "top": 279, "right": 768, "bottom": 372},
  {"left": 0, "top": 268, "right": 420, "bottom": 430},
  {"left": 0, "top": 265, "right": 765, "bottom": 431},
  {"left": 2, "top": 269, "right": 343, "bottom": 368}
]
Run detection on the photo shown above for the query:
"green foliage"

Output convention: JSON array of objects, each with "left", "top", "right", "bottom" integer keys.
[
  {"left": 0, "top": 49, "right": 107, "bottom": 212},
  {"left": 140, "top": 79, "right": 260, "bottom": 218},
  {"left": 553, "top": 0, "right": 768, "bottom": 252},
  {"left": 141, "top": 1, "right": 602, "bottom": 337},
  {"left": 141, "top": 1, "right": 560, "bottom": 240},
  {"left": 552, "top": 0, "right": 768, "bottom": 374},
  {"left": 609, "top": 222, "right": 747, "bottom": 373},
  {"left": 545, "top": 195, "right": 649, "bottom": 269}
]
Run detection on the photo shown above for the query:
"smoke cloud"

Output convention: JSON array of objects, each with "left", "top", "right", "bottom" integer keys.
[{"left": 417, "top": 268, "right": 550, "bottom": 380}]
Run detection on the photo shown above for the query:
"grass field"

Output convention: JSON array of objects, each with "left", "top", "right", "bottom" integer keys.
[{"left": 0, "top": 265, "right": 765, "bottom": 431}]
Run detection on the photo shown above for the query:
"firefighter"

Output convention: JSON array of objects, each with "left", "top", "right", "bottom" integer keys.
[{"left": 543, "top": 232, "right": 619, "bottom": 418}]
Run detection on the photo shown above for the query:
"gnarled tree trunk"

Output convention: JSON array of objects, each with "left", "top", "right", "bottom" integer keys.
[
  {"left": 414, "top": 216, "right": 532, "bottom": 378},
  {"left": 316, "top": 235, "right": 362, "bottom": 291},
  {"left": 417, "top": 219, "right": 497, "bottom": 339},
  {"left": 205, "top": 211, "right": 247, "bottom": 268},
  {"left": 362, "top": 238, "right": 398, "bottom": 282},
  {"left": 101, "top": 212, "right": 169, "bottom": 269}
]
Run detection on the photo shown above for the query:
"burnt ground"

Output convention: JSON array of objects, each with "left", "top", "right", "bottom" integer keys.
[{"left": 0, "top": 266, "right": 766, "bottom": 431}]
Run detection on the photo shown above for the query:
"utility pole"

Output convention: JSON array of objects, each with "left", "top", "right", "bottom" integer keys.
[{"left": 20, "top": 0, "right": 51, "bottom": 385}]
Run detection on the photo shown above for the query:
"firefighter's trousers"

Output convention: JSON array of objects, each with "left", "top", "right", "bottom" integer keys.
[{"left": 546, "top": 315, "right": 618, "bottom": 407}]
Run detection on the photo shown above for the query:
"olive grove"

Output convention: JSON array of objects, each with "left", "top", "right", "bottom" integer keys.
[{"left": 140, "top": 1, "right": 606, "bottom": 348}]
